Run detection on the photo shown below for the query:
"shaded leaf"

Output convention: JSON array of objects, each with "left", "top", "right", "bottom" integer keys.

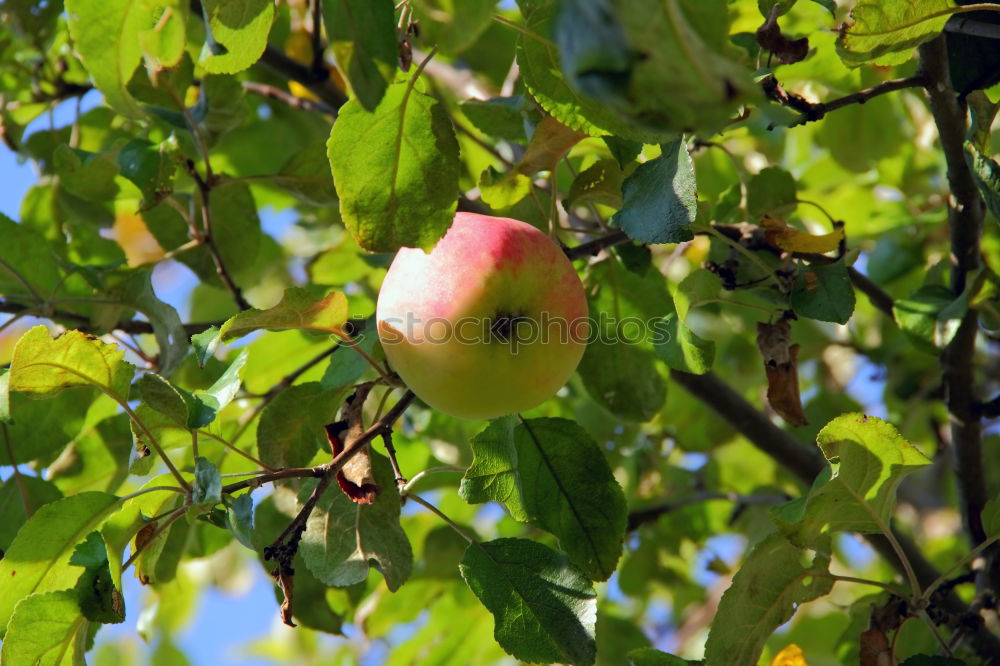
[
  {"left": 0, "top": 213, "right": 61, "bottom": 300},
  {"left": 628, "top": 648, "right": 697, "bottom": 665},
  {"left": 654, "top": 314, "right": 715, "bottom": 375},
  {"left": 0, "top": 476, "right": 64, "bottom": 552},
  {"left": 272, "top": 143, "right": 338, "bottom": 206},
  {"left": 191, "top": 456, "right": 222, "bottom": 508},
  {"left": 412, "top": 0, "right": 497, "bottom": 54},
  {"left": 225, "top": 493, "right": 254, "bottom": 549},
  {"left": 325, "top": 0, "right": 397, "bottom": 110},
  {"left": 257, "top": 382, "right": 345, "bottom": 469},
  {"left": 461, "top": 97, "right": 526, "bottom": 141},
  {"left": 790, "top": 260, "right": 856, "bottom": 325},
  {"left": 460, "top": 416, "right": 627, "bottom": 580},
  {"left": 893, "top": 284, "right": 967, "bottom": 353},
  {"left": 770, "top": 414, "right": 931, "bottom": 548},
  {"left": 0, "top": 590, "right": 90, "bottom": 666},
  {"left": 612, "top": 139, "right": 696, "bottom": 245},
  {"left": 300, "top": 452, "right": 413, "bottom": 590},
  {"left": 704, "top": 532, "right": 833, "bottom": 666},
  {"left": 0, "top": 390, "right": 94, "bottom": 465},
  {"left": 836, "top": 0, "right": 955, "bottom": 67},
  {"left": 747, "top": 167, "right": 797, "bottom": 220},
  {"left": 552, "top": 0, "right": 758, "bottom": 137},
  {"left": 460, "top": 537, "right": 597, "bottom": 665},
  {"left": 200, "top": 0, "right": 275, "bottom": 74},
  {"left": 565, "top": 158, "right": 624, "bottom": 210},
  {"left": 0, "top": 491, "right": 121, "bottom": 636}
]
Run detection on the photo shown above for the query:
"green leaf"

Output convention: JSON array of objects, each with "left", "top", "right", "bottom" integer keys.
[
  {"left": 0, "top": 590, "right": 90, "bottom": 666},
  {"left": 836, "top": 0, "right": 956, "bottom": 67},
  {"left": 101, "top": 267, "right": 188, "bottom": 377},
  {"left": 205, "top": 180, "right": 262, "bottom": 283},
  {"left": 654, "top": 314, "right": 715, "bottom": 374},
  {"left": 769, "top": 414, "right": 931, "bottom": 548},
  {"left": 704, "top": 532, "right": 833, "bottom": 666},
  {"left": 325, "top": 0, "right": 397, "bottom": 110},
  {"left": 0, "top": 213, "right": 61, "bottom": 300},
  {"left": 71, "top": 533, "right": 125, "bottom": 624},
  {"left": 225, "top": 493, "right": 254, "bottom": 549},
  {"left": 191, "top": 326, "right": 221, "bottom": 367},
  {"left": 612, "top": 140, "right": 696, "bottom": 245},
  {"left": 0, "top": 491, "right": 121, "bottom": 637},
  {"left": 893, "top": 284, "right": 967, "bottom": 353},
  {"left": 271, "top": 143, "right": 338, "bottom": 206},
  {"left": 966, "top": 144, "right": 1000, "bottom": 222},
  {"left": 565, "top": 158, "right": 624, "bottom": 210},
  {"left": 139, "top": 0, "right": 188, "bottom": 67},
  {"left": 116, "top": 138, "right": 176, "bottom": 207},
  {"left": 53, "top": 145, "right": 121, "bottom": 203},
  {"left": 218, "top": 288, "right": 348, "bottom": 341},
  {"left": 790, "top": 260, "right": 856, "bottom": 325},
  {"left": 329, "top": 82, "right": 460, "bottom": 252},
  {"left": 578, "top": 260, "right": 669, "bottom": 422},
  {"left": 460, "top": 537, "right": 597, "bottom": 665},
  {"left": 257, "top": 382, "right": 345, "bottom": 469},
  {"left": 320, "top": 332, "right": 378, "bottom": 390},
  {"left": 9, "top": 326, "right": 135, "bottom": 403},
  {"left": 65, "top": 0, "right": 144, "bottom": 118},
  {"left": 983, "top": 496, "right": 1000, "bottom": 538},
  {"left": 628, "top": 648, "right": 697, "bottom": 666},
  {"left": 0, "top": 476, "right": 63, "bottom": 552},
  {"left": 674, "top": 268, "right": 722, "bottom": 320},
  {"left": 746, "top": 166, "right": 797, "bottom": 220},
  {"left": 191, "top": 456, "right": 222, "bottom": 507},
  {"left": 300, "top": 452, "right": 413, "bottom": 590},
  {"left": 0, "top": 390, "right": 94, "bottom": 465},
  {"left": 460, "top": 416, "right": 627, "bottom": 580},
  {"left": 460, "top": 97, "right": 526, "bottom": 141},
  {"left": 48, "top": 410, "right": 132, "bottom": 497},
  {"left": 552, "top": 0, "right": 759, "bottom": 137},
  {"left": 199, "top": 0, "right": 275, "bottom": 74},
  {"left": 187, "top": 349, "right": 248, "bottom": 428},
  {"left": 412, "top": 0, "right": 497, "bottom": 54}
]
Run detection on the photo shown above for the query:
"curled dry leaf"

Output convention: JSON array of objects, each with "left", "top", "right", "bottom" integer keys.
[
  {"left": 756, "top": 319, "right": 807, "bottom": 427},
  {"left": 756, "top": 11, "right": 809, "bottom": 65},
  {"left": 326, "top": 384, "right": 380, "bottom": 504}
]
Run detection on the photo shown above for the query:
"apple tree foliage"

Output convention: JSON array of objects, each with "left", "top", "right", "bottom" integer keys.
[{"left": 1, "top": 0, "right": 1000, "bottom": 664}]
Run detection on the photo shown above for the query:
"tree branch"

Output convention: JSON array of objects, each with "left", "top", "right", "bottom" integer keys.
[
  {"left": 763, "top": 74, "right": 926, "bottom": 129},
  {"left": 627, "top": 491, "right": 790, "bottom": 532},
  {"left": 670, "top": 368, "right": 1000, "bottom": 657},
  {"left": 919, "top": 36, "right": 988, "bottom": 547},
  {"left": 564, "top": 230, "right": 630, "bottom": 260},
  {"left": 257, "top": 45, "right": 347, "bottom": 113},
  {"left": 848, "top": 266, "right": 896, "bottom": 321},
  {"left": 0, "top": 299, "right": 218, "bottom": 336},
  {"left": 241, "top": 81, "right": 336, "bottom": 115}
]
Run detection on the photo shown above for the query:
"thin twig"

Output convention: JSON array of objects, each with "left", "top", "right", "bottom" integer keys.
[
  {"left": 406, "top": 494, "right": 475, "bottom": 543},
  {"left": 627, "top": 490, "right": 789, "bottom": 531},
  {"left": 763, "top": 74, "right": 926, "bottom": 129},
  {"left": 564, "top": 230, "right": 630, "bottom": 260},
  {"left": 242, "top": 81, "right": 336, "bottom": 115},
  {"left": 380, "top": 431, "right": 406, "bottom": 486},
  {"left": 122, "top": 505, "right": 187, "bottom": 571},
  {"left": 848, "top": 267, "right": 896, "bottom": 320}
]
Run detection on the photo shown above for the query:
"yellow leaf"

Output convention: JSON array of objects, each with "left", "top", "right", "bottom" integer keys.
[
  {"left": 771, "top": 643, "right": 809, "bottom": 666},
  {"left": 761, "top": 216, "right": 844, "bottom": 254}
]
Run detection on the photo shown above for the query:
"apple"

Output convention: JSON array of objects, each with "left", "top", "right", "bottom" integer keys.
[{"left": 376, "top": 212, "right": 589, "bottom": 420}]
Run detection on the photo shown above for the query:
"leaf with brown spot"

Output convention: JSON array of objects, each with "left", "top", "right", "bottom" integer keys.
[{"left": 756, "top": 12, "right": 809, "bottom": 65}]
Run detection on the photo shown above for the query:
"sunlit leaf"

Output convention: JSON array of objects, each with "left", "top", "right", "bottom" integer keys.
[
  {"left": 0, "top": 491, "right": 121, "bottom": 637},
  {"left": 200, "top": 0, "right": 275, "bottom": 74},
  {"left": 218, "top": 288, "right": 349, "bottom": 341},
  {"left": 0, "top": 590, "right": 91, "bottom": 666},
  {"left": 704, "top": 532, "right": 833, "bottom": 666},
  {"left": 836, "top": 0, "right": 956, "bottom": 66},
  {"left": 770, "top": 414, "right": 931, "bottom": 548},
  {"left": 329, "top": 82, "right": 460, "bottom": 252}
]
